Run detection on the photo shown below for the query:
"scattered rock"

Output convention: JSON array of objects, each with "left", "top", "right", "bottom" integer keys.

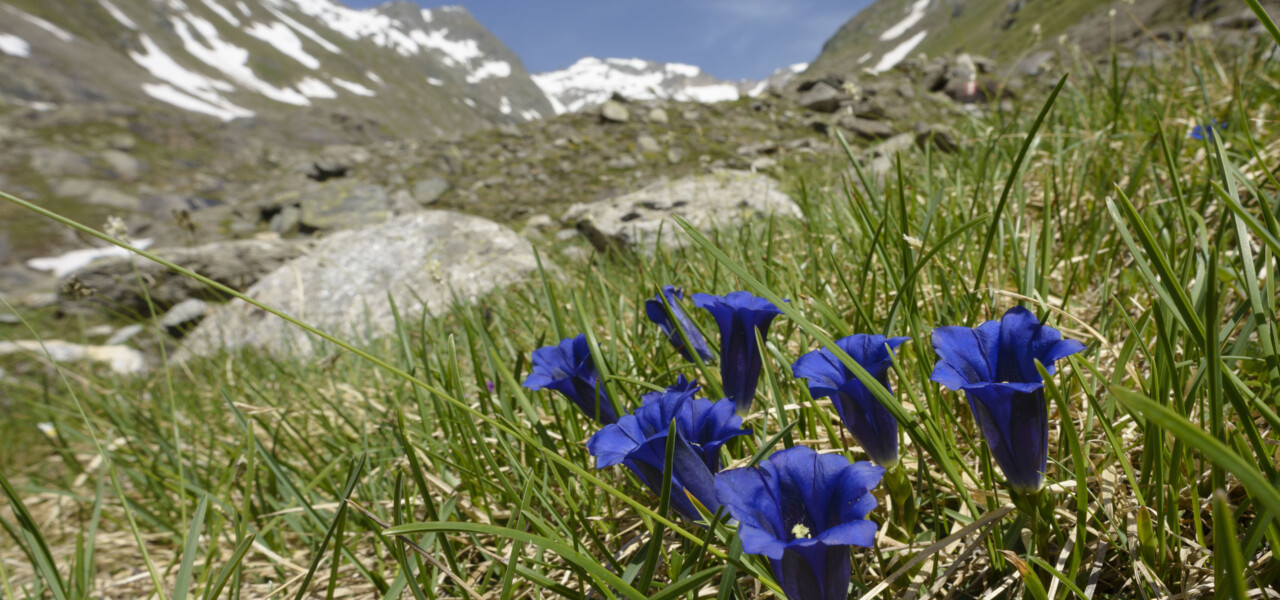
[
  {"left": 647, "top": 107, "right": 669, "bottom": 124},
  {"left": 839, "top": 117, "right": 895, "bottom": 140},
  {"left": 681, "top": 109, "right": 702, "bottom": 122},
  {"left": 563, "top": 171, "right": 804, "bottom": 253},
  {"left": 29, "top": 148, "right": 93, "bottom": 178},
  {"left": 159, "top": 298, "right": 209, "bottom": 336},
  {"left": 51, "top": 178, "right": 98, "bottom": 199},
  {"left": 295, "top": 182, "right": 391, "bottom": 231},
  {"left": 84, "top": 324, "right": 114, "bottom": 337},
  {"left": 107, "top": 133, "right": 137, "bottom": 152},
  {"left": 308, "top": 145, "right": 372, "bottom": 181},
  {"left": 600, "top": 100, "right": 631, "bottom": 123},
  {"left": 85, "top": 187, "right": 140, "bottom": 211},
  {"left": 608, "top": 156, "right": 638, "bottom": 170},
  {"left": 523, "top": 214, "right": 556, "bottom": 237},
  {"left": 750, "top": 157, "right": 778, "bottom": 171},
  {"left": 636, "top": 134, "right": 662, "bottom": 154},
  {"left": 59, "top": 237, "right": 308, "bottom": 313},
  {"left": 106, "top": 324, "right": 144, "bottom": 345},
  {"left": 269, "top": 206, "right": 301, "bottom": 235},
  {"left": 101, "top": 150, "right": 144, "bottom": 182},
  {"left": 0, "top": 340, "right": 145, "bottom": 375},
  {"left": 182, "top": 211, "right": 541, "bottom": 357},
  {"left": 0, "top": 313, "right": 19, "bottom": 325},
  {"left": 666, "top": 149, "right": 683, "bottom": 164},
  {"left": 1215, "top": 10, "right": 1259, "bottom": 29},
  {"left": 914, "top": 123, "right": 960, "bottom": 153},
  {"left": 21, "top": 292, "right": 58, "bottom": 309},
  {"left": 797, "top": 82, "right": 842, "bottom": 113},
  {"left": 1015, "top": 50, "right": 1056, "bottom": 76}
]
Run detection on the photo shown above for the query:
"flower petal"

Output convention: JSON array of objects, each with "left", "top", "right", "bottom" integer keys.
[{"left": 930, "top": 323, "right": 999, "bottom": 389}]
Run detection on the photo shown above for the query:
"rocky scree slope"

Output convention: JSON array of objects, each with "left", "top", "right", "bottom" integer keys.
[{"left": 804, "top": 0, "right": 1277, "bottom": 80}]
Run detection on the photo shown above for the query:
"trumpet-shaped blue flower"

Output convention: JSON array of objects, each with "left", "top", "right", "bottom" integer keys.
[
  {"left": 692, "top": 291, "right": 785, "bottom": 415},
  {"left": 930, "top": 306, "right": 1086, "bottom": 492},
  {"left": 792, "top": 334, "right": 910, "bottom": 467},
  {"left": 645, "top": 286, "right": 715, "bottom": 363},
  {"left": 1190, "top": 120, "right": 1225, "bottom": 141},
  {"left": 522, "top": 334, "right": 618, "bottom": 424},
  {"left": 587, "top": 376, "right": 750, "bottom": 520},
  {"left": 715, "top": 446, "right": 884, "bottom": 600}
]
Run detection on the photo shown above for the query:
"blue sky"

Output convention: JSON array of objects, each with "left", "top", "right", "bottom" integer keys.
[{"left": 343, "top": 1, "right": 871, "bottom": 80}]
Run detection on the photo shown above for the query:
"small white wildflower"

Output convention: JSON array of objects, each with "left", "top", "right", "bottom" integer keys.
[
  {"left": 104, "top": 216, "right": 129, "bottom": 242},
  {"left": 1108, "top": 8, "right": 1116, "bottom": 18},
  {"left": 37, "top": 422, "right": 56, "bottom": 438}
]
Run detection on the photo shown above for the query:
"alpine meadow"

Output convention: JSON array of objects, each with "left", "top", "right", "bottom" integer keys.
[{"left": 1, "top": 1, "right": 1280, "bottom": 599}]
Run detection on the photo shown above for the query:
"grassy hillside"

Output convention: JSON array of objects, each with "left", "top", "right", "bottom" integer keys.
[{"left": 2, "top": 24, "right": 1279, "bottom": 600}]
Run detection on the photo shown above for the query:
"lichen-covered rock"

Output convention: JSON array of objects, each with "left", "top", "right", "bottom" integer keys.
[
  {"left": 562, "top": 171, "right": 803, "bottom": 253},
  {"left": 297, "top": 182, "right": 391, "bottom": 231},
  {"left": 182, "top": 211, "right": 541, "bottom": 357},
  {"left": 59, "top": 237, "right": 309, "bottom": 313}
]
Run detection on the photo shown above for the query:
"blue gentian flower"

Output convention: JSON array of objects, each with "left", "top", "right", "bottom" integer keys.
[
  {"left": 792, "top": 334, "right": 910, "bottom": 467},
  {"left": 692, "top": 291, "right": 786, "bottom": 415},
  {"left": 587, "top": 376, "right": 750, "bottom": 520},
  {"left": 715, "top": 446, "right": 884, "bottom": 600},
  {"left": 929, "top": 306, "right": 1086, "bottom": 492},
  {"left": 645, "top": 286, "right": 715, "bottom": 363},
  {"left": 522, "top": 334, "right": 618, "bottom": 424},
  {"left": 1190, "top": 120, "right": 1224, "bottom": 141}
]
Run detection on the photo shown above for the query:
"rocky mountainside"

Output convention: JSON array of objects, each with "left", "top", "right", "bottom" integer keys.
[
  {"left": 534, "top": 57, "right": 795, "bottom": 114},
  {"left": 0, "top": 0, "right": 552, "bottom": 133},
  {"left": 805, "top": 0, "right": 1274, "bottom": 79}
]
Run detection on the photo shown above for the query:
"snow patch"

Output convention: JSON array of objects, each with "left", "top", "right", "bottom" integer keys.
[
  {"left": 465, "top": 60, "right": 510, "bottom": 83},
  {"left": 426, "top": 76, "right": 443, "bottom": 86},
  {"left": 498, "top": 95, "right": 511, "bottom": 114},
  {"left": 664, "top": 63, "right": 700, "bottom": 77},
  {"left": 412, "top": 28, "right": 482, "bottom": 66},
  {"left": 297, "top": 76, "right": 336, "bottom": 98},
  {"left": 462, "top": 97, "right": 476, "bottom": 108},
  {"left": 129, "top": 34, "right": 253, "bottom": 120},
  {"left": 270, "top": 0, "right": 422, "bottom": 56},
  {"left": 421, "top": 8, "right": 432, "bottom": 22},
  {"left": 365, "top": 71, "right": 383, "bottom": 85},
  {"left": 171, "top": 14, "right": 310, "bottom": 106},
  {"left": 520, "top": 108, "right": 541, "bottom": 121},
  {"left": 331, "top": 77, "right": 375, "bottom": 96},
  {"left": 201, "top": 0, "right": 241, "bottom": 26},
  {"left": 857, "top": 52, "right": 873, "bottom": 64},
  {"left": 880, "top": 0, "right": 930, "bottom": 41},
  {"left": 873, "top": 30, "right": 927, "bottom": 72},
  {"left": 246, "top": 21, "right": 319, "bottom": 69},
  {"left": 142, "top": 83, "right": 250, "bottom": 120},
  {"left": 99, "top": 0, "right": 138, "bottom": 30},
  {"left": 237, "top": 1, "right": 251, "bottom": 16},
  {"left": 0, "top": 34, "right": 30, "bottom": 58},
  {"left": 28, "top": 239, "right": 155, "bottom": 278},
  {"left": 263, "top": 5, "right": 341, "bottom": 54}
]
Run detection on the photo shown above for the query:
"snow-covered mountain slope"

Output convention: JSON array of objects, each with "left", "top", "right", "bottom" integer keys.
[
  {"left": 533, "top": 57, "right": 749, "bottom": 114},
  {"left": 0, "top": 0, "right": 553, "bottom": 137}
]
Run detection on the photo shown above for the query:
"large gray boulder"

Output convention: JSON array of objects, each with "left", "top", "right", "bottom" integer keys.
[
  {"left": 562, "top": 171, "right": 803, "bottom": 253},
  {"left": 59, "top": 237, "right": 309, "bottom": 313},
  {"left": 182, "top": 211, "right": 540, "bottom": 357}
]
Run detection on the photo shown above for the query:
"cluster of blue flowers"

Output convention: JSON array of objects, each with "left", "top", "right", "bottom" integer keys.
[{"left": 523, "top": 289, "right": 1084, "bottom": 600}]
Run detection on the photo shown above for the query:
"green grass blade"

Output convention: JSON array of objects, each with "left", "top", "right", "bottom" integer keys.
[{"left": 172, "top": 494, "right": 209, "bottom": 600}]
